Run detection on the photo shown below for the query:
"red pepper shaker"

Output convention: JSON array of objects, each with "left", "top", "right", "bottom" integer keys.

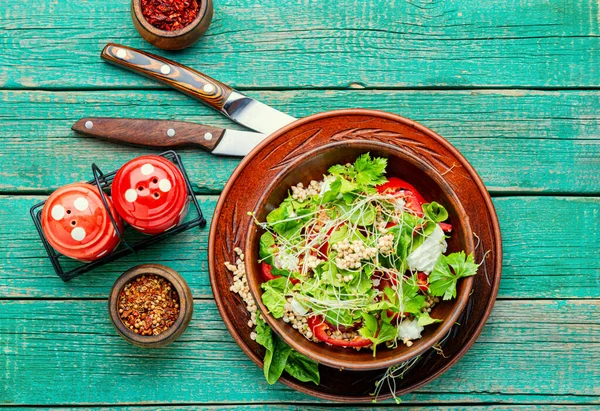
[
  {"left": 111, "top": 155, "right": 189, "bottom": 235},
  {"left": 41, "top": 183, "right": 124, "bottom": 261}
]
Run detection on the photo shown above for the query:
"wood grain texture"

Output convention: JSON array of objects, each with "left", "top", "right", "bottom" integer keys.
[
  {"left": 1, "top": 196, "right": 598, "bottom": 299},
  {"left": 101, "top": 44, "right": 233, "bottom": 109},
  {"left": 71, "top": 118, "right": 227, "bottom": 151},
  {"left": 1, "top": 89, "right": 598, "bottom": 194},
  {"left": 0, "top": 0, "right": 599, "bottom": 89},
  {"left": 7, "top": 408, "right": 600, "bottom": 411},
  {"left": 0, "top": 299, "right": 598, "bottom": 405}
]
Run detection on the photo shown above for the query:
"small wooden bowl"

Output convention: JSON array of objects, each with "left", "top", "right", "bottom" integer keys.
[
  {"left": 108, "top": 264, "right": 193, "bottom": 347},
  {"left": 131, "top": 0, "right": 213, "bottom": 50}
]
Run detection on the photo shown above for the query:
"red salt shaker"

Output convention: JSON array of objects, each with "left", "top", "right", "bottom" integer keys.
[
  {"left": 41, "top": 183, "right": 124, "bottom": 261},
  {"left": 111, "top": 155, "right": 190, "bottom": 235}
]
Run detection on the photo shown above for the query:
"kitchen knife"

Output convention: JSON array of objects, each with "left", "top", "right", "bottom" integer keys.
[
  {"left": 72, "top": 118, "right": 267, "bottom": 157},
  {"left": 101, "top": 44, "right": 297, "bottom": 135}
]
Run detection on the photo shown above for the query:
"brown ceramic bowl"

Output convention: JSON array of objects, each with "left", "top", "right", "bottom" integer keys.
[
  {"left": 131, "top": 0, "right": 213, "bottom": 50},
  {"left": 244, "top": 139, "right": 474, "bottom": 371},
  {"left": 210, "top": 109, "right": 503, "bottom": 399},
  {"left": 108, "top": 264, "right": 193, "bottom": 348}
]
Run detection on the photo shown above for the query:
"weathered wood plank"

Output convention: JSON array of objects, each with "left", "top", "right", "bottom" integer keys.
[
  {"left": 0, "top": 299, "right": 598, "bottom": 405},
  {"left": 3, "top": 406, "right": 594, "bottom": 410},
  {"left": 1, "top": 196, "right": 598, "bottom": 299},
  {"left": 0, "top": 0, "right": 599, "bottom": 89},
  {"left": 1, "top": 90, "right": 599, "bottom": 194}
]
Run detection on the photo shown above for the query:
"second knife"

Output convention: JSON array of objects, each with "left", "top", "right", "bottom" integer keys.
[{"left": 72, "top": 118, "right": 267, "bottom": 157}]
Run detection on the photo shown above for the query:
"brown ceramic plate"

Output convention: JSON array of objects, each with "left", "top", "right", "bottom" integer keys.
[{"left": 208, "top": 109, "right": 502, "bottom": 401}]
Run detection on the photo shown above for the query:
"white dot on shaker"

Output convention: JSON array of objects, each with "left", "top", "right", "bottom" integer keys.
[
  {"left": 159, "top": 179, "right": 172, "bottom": 193},
  {"left": 71, "top": 227, "right": 86, "bottom": 241},
  {"left": 125, "top": 188, "right": 138, "bottom": 203},
  {"left": 51, "top": 205, "right": 65, "bottom": 221}
]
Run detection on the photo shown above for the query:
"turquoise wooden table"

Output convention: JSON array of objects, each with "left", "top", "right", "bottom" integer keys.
[{"left": 1, "top": 0, "right": 599, "bottom": 409}]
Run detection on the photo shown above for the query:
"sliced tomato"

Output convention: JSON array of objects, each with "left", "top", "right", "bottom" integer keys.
[
  {"left": 377, "top": 177, "right": 426, "bottom": 203},
  {"left": 307, "top": 316, "right": 372, "bottom": 347},
  {"left": 377, "top": 177, "right": 425, "bottom": 216},
  {"left": 439, "top": 222, "right": 453, "bottom": 233},
  {"left": 417, "top": 272, "right": 429, "bottom": 292},
  {"left": 260, "top": 262, "right": 299, "bottom": 285}
]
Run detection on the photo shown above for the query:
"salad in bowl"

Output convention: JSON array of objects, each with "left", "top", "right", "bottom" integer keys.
[{"left": 253, "top": 153, "right": 479, "bottom": 355}]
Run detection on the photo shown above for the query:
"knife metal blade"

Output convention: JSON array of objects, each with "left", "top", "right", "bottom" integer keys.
[
  {"left": 72, "top": 118, "right": 267, "bottom": 157},
  {"left": 101, "top": 44, "right": 297, "bottom": 135}
]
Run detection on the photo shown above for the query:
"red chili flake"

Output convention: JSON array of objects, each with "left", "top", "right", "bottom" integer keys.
[
  {"left": 118, "top": 275, "right": 180, "bottom": 336},
  {"left": 141, "top": 0, "right": 199, "bottom": 32}
]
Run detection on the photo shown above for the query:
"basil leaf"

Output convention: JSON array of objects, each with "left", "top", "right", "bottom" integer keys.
[{"left": 284, "top": 350, "right": 320, "bottom": 385}]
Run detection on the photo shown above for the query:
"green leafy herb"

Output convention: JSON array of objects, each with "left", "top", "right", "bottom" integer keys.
[
  {"left": 358, "top": 313, "right": 397, "bottom": 356},
  {"left": 328, "top": 153, "right": 388, "bottom": 192},
  {"left": 354, "top": 153, "right": 388, "bottom": 187},
  {"left": 255, "top": 315, "right": 290, "bottom": 384},
  {"left": 255, "top": 315, "right": 320, "bottom": 385},
  {"left": 422, "top": 201, "right": 449, "bottom": 223},
  {"left": 429, "top": 251, "right": 479, "bottom": 300},
  {"left": 321, "top": 177, "right": 342, "bottom": 203},
  {"left": 261, "top": 277, "right": 288, "bottom": 318},
  {"left": 284, "top": 350, "right": 320, "bottom": 385},
  {"left": 259, "top": 231, "right": 277, "bottom": 264},
  {"left": 416, "top": 311, "right": 441, "bottom": 326}
]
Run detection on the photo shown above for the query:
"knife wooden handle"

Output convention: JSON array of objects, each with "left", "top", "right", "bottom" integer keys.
[
  {"left": 72, "top": 118, "right": 226, "bottom": 152},
  {"left": 101, "top": 43, "right": 233, "bottom": 111}
]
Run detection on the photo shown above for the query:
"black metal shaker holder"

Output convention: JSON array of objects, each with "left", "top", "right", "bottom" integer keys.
[{"left": 30, "top": 150, "right": 206, "bottom": 281}]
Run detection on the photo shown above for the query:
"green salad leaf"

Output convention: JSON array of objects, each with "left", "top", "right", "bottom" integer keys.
[
  {"left": 261, "top": 277, "right": 288, "bottom": 318},
  {"left": 255, "top": 315, "right": 320, "bottom": 385},
  {"left": 354, "top": 153, "right": 388, "bottom": 187},
  {"left": 429, "top": 251, "right": 480, "bottom": 300},
  {"left": 416, "top": 311, "right": 441, "bottom": 327},
  {"left": 358, "top": 313, "right": 397, "bottom": 356},
  {"left": 284, "top": 350, "right": 320, "bottom": 385},
  {"left": 259, "top": 231, "right": 277, "bottom": 264},
  {"left": 255, "top": 315, "right": 290, "bottom": 384},
  {"left": 328, "top": 153, "right": 388, "bottom": 192},
  {"left": 422, "top": 201, "right": 449, "bottom": 223}
]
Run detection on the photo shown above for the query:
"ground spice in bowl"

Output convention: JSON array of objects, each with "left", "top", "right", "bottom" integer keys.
[
  {"left": 141, "top": 0, "right": 200, "bottom": 32},
  {"left": 118, "top": 274, "right": 180, "bottom": 336}
]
